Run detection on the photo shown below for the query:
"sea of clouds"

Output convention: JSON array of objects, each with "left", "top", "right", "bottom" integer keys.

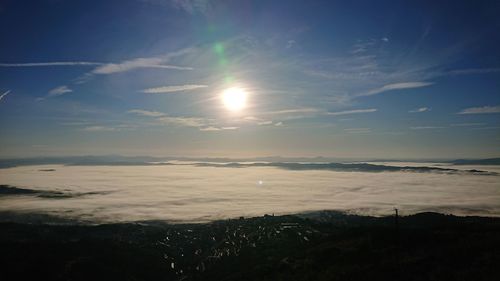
[{"left": 0, "top": 163, "right": 499, "bottom": 223}]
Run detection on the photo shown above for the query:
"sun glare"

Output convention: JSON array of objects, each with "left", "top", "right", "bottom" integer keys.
[{"left": 222, "top": 87, "right": 247, "bottom": 112}]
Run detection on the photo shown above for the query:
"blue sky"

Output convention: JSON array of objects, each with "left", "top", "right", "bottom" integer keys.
[{"left": 0, "top": 0, "right": 499, "bottom": 159}]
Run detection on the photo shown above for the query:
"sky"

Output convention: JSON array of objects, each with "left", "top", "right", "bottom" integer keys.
[{"left": 0, "top": 0, "right": 499, "bottom": 159}]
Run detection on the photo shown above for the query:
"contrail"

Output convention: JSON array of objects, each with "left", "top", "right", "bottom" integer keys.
[
  {"left": 0, "top": 62, "right": 103, "bottom": 67},
  {"left": 0, "top": 90, "right": 10, "bottom": 102}
]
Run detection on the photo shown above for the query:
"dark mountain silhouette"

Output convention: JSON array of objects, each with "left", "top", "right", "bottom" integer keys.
[{"left": 1, "top": 211, "right": 499, "bottom": 281}]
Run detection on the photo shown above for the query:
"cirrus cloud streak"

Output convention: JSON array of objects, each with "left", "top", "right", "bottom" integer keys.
[
  {"left": 458, "top": 106, "right": 500, "bottom": 115},
  {"left": 142, "top": 84, "right": 208, "bottom": 94}
]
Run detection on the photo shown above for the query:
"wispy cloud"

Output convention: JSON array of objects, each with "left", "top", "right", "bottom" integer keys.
[
  {"left": 198, "top": 126, "right": 220, "bottom": 131},
  {"left": 1, "top": 51, "right": 193, "bottom": 85},
  {"left": 157, "top": 116, "right": 210, "bottom": 128},
  {"left": 128, "top": 108, "right": 218, "bottom": 130},
  {"left": 243, "top": 116, "right": 261, "bottom": 121},
  {"left": 351, "top": 39, "right": 377, "bottom": 54},
  {"left": 159, "top": 117, "right": 238, "bottom": 132},
  {"left": 0, "top": 90, "right": 10, "bottom": 102},
  {"left": 48, "top": 85, "right": 72, "bottom": 96},
  {"left": 242, "top": 108, "right": 320, "bottom": 124},
  {"left": 0, "top": 62, "right": 102, "bottom": 67},
  {"left": 91, "top": 57, "right": 192, "bottom": 75},
  {"left": 286, "top": 40, "right": 296, "bottom": 49},
  {"left": 60, "top": 121, "right": 93, "bottom": 126},
  {"left": 36, "top": 85, "right": 73, "bottom": 101},
  {"left": 82, "top": 126, "right": 118, "bottom": 132},
  {"left": 359, "top": 82, "right": 433, "bottom": 97},
  {"left": 344, "top": 128, "right": 371, "bottom": 133},
  {"left": 410, "top": 126, "right": 446, "bottom": 130},
  {"left": 265, "top": 108, "right": 320, "bottom": 115},
  {"left": 450, "top": 123, "right": 485, "bottom": 127},
  {"left": 141, "top": 84, "right": 208, "bottom": 94},
  {"left": 1, "top": 49, "right": 193, "bottom": 73},
  {"left": 199, "top": 126, "right": 238, "bottom": 131},
  {"left": 409, "top": 107, "right": 430, "bottom": 113},
  {"left": 127, "top": 108, "right": 253, "bottom": 132},
  {"left": 471, "top": 126, "right": 500, "bottom": 130},
  {"left": 1, "top": 49, "right": 195, "bottom": 86},
  {"left": 242, "top": 116, "right": 274, "bottom": 126},
  {"left": 449, "top": 68, "right": 500, "bottom": 75},
  {"left": 81, "top": 124, "right": 136, "bottom": 132},
  {"left": 299, "top": 37, "right": 444, "bottom": 104},
  {"left": 169, "top": 0, "right": 212, "bottom": 15},
  {"left": 128, "top": 109, "right": 166, "bottom": 117},
  {"left": 88, "top": 48, "right": 194, "bottom": 76},
  {"left": 458, "top": 106, "right": 500, "bottom": 114},
  {"left": 327, "top": 108, "right": 377, "bottom": 116}
]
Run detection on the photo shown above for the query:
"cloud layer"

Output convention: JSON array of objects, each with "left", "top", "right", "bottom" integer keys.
[{"left": 0, "top": 164, "right": 498, "bottom": 223}]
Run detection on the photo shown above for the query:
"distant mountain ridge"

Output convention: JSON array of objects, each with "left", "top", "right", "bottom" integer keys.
[
  {"left": 450, "top": 158, "right": 500, "bottom": 165},
  {"left": 0, "top": 156, "right": 498, "bottom": 176},
  {"left": 193, "top": 162, "right": 496, "bottom": 175},
  {"left": 0, "top": 155, "right": 499, "bottom": 168}
]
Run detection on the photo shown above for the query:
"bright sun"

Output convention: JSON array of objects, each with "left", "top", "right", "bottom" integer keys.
[{"left": 222, "top": 87, "right": 247, "bottom": 112}]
